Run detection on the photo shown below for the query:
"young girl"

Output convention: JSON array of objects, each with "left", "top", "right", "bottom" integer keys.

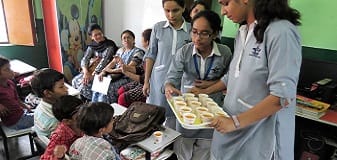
[
  {"left": 69, "top": 102, "right": 119, "bottom": 160},
  {"left": 210, "top": 0, "right": 302, "bottom": 159},
  {"left": 143, "top": 0, "right": 191, "bottom": 129},
  {"left": 164, "top": 10, "right": 232, "bottom": 160},
  {"left": 0, "top": 56, "right": 33, "bottom": 130}
]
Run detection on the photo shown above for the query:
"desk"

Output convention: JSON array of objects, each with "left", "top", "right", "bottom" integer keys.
[
  {"left": 10, "top": 59, "right": 37, "bottom": 75},
  {"left": 111, "top": 103, "right": 181, "bottom": 159}
]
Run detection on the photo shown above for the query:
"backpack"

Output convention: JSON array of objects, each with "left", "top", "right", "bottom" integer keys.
[{"left": 107, "top": 102, "right": 165, "bottom": 149}]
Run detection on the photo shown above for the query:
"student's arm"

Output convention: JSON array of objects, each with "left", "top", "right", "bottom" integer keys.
[
  {"left": 210, "top": 95, "right": 282, "bottom": 133},
  {"left": 143, "top": 58, "right": 154, "bottom": 97},
  {"left": 190, "top": 80, "right": 226, "bottom": 95}
]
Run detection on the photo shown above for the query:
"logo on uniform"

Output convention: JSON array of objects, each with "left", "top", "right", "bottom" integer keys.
[{"left": 249, "top": 46, "right": 261, "bottom": 58}]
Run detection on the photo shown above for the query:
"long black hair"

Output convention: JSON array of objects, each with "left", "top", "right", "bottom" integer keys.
[{"left": 254, "top": 0, "right": 301, "bottom": 43}]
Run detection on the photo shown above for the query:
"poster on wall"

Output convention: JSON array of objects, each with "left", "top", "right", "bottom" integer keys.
[{"left": 56, "top": 0, "right": 102, "bottom": 82}]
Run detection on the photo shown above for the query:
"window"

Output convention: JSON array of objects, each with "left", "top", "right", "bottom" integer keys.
[
  {"left": 0, "top": 0, "right": 8, "bottom": 43},
  {"left": 1, "top": 0, "right": 36, "bottom": 46}
]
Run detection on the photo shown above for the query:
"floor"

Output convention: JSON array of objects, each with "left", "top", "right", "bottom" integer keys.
[{"left": 0, "top": 135, "right": 40, "bottom": 160}]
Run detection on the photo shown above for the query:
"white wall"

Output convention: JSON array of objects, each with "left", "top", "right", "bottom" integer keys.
[{"left": 103, "top": 0, "right": 166, "bottom": 49}]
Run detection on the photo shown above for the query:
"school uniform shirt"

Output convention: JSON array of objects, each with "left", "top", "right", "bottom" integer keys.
[
  {"left": 69, "top": 135, "right": 119, "bottom": 160},
  {"left": 165, "top": 42, "right": 232, "bottom": 139},
  {"left": 211, "top": 20, "right": 301, "bottom": 160},
  {"left": 145, "top": 20, "right": 191, "bottom": 117},
  {"left": 0, "top": 80, "right": 24, "bottom": 126},
  {"left": 40, "top": 122, "right": 82, "bottom": 160},
  {"left": 33, "top": 100, "right": 58, "bottom": 137}
]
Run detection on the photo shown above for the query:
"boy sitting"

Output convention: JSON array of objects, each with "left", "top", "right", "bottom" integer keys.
[
  {"left": 30, "top": 68, "right": 68, "bottom": 137},
  {"left": 69, "top": 102, "right": 120, "bottom": 160},
  {"left": 40, "top": 95, "right": 84, "bottom": 160},
  {"left": 0, "top": 56, "right": 33, "bottom": 130}
]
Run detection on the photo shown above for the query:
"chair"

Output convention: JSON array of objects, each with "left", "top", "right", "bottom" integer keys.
[{"left": 0, "top": 123, "right": 36, "bottom": 160}]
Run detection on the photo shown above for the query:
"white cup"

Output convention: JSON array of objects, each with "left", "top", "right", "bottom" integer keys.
[
  {"left": 215, "top": 111, "right": 229, "bottom": 117},
  {"left": 153, "top": 131, "right": 163, "bottom": 143},
  {"left": 188, "top": 101, "right": 202, "bottom": 110},
  {"left": 174, "top": 101, "right": 187, "bottom": 111},
  {"left": 201, "top": 98, "right": 214, "bottom": 106},
  {"left": 172, "top": 96, "right": 185, "bottom": 102},
  {"left": 183, "top": 113, "right": 196, "bottom": 125},
  {"left": 179, "top": 106, "right": 192, "bottom": 117},
  {"left": 183, "top": 93, "right": 195, "bottom": 99},
  {"left": 206, "top": 101, "right": 219, "bottom": 112},
  {"left": 200, "top": 112, "right": 214, "bottom": 123}
]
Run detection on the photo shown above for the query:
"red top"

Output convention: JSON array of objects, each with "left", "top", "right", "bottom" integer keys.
[
  {"left": 40, "top": 122, "right": 82, "bottom": 160},
  {"left": 0, "top": 80, "right": 24, "bottom": 126}
]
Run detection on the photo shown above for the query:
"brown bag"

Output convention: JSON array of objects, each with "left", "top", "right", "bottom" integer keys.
[{"left": 108, "top": 102, "right": 165, "bottom": 146}]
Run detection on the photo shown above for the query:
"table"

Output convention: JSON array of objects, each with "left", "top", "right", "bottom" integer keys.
[
  {"left": 10, "top": 59, "right": 37, "bottom": 75},
  {"left": 110, "top": 103, "right": 181, "bottom": 160}
]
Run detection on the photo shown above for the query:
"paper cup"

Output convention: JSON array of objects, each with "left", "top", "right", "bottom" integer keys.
[
  {"left": 174, "top": 101, "right": 187, "bottom": 111},
  {"left": 153, "top": 131, "right": 163, "bottom": 143},
  {"left": 198, "top": 93, "right": 209, "bottom": 101},
  {"left": 172, "top": 96, "right": 184, "bottom": 102},
  {"left": 206, "top": 101, "right": 219, "bottom": 112},
  {"left": 185, "top": 97, "right": 199, "bottom": 103},
  {"left": 215, "top": 111, "right": 229, "bottom": 117},
  {"left": 201, "top": 98, "right": 214, "bottom": 106},
  {"left": 195, "top": 107, "right": 209, "bottom": 118},
  {"left": 183, "top": 113, "right": 196, "bottom": 125},
  {"left": 188, "top": 101, "right": 202, "bottom": 110},
  {"left": 183, "top": 93, "right": 195, "bottom": 99},
  {"left": 200, "top": 112, "right": 214, "bottom": 123},
  {"left": 179, "top": 106, "right": 192, "bottom": 117}
]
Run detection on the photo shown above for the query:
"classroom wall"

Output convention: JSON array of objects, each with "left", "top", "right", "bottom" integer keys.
[{"left": 220, "top": 0, "right": 337, "bottom": 63}]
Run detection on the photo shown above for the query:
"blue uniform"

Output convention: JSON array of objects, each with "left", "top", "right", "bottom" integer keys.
[
  {"left": 211, "top": 20, "right": 302, "bottom": 160},
  {"left": 145, "top": 20, "right": 191, "bottom": 117}
]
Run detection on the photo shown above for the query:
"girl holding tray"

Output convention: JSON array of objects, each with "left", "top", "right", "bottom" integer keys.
[{"left": 164, "top": 10, "right": 232, "bottom": 160}]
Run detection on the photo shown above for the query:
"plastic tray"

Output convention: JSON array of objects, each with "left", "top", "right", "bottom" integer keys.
[{"left": 167, "top": 98, "right": 228, "bottom": 129}]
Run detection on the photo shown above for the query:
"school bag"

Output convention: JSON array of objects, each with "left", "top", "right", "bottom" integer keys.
[{"left": 107, "top": 102, "right": 165, "bottom": 150}]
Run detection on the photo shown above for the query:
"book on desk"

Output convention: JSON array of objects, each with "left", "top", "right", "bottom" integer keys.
[{"left": 296, "top": 95, "right": 331, "bottom": 118}]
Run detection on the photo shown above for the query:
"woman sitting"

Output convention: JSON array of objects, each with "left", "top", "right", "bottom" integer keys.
[
  {"left": 93, "top": 30, "right": 144, "bottom": 103},
  {"left": 72, "top": 24, "right": 118, "bottom": 101},
  {"left": 117, "top": 29, "right": 152, "bottom": 107}
]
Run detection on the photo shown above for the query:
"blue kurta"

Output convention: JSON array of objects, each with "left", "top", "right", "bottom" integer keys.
[
  {"left": 211, "top": 20, "right": 302, "bottom": 160},
  {"left": 166, "top": 42, "right": 232, "bottom": 139},
  {"left": 145, "top": 20, "right": 191, "bottom": 117}
]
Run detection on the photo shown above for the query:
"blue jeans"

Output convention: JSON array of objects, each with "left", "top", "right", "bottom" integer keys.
[
  {"left": 92, "top": 91, "right": 107, "bottom": 102},
  {"left": 8, "top": 110, "right": 34, "bottom": 130}
]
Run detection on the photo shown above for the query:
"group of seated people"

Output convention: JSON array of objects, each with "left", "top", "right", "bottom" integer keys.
[
  {"left": 72, "top": 24, "right": 151, "bottom": 107},
  {"left": 0, "top": 58, "right": 121, "bottom": 159}
]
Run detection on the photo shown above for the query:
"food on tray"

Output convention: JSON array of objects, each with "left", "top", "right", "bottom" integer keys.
[{"left": 168, "top": 94, "right": 229, "bottom": 128}]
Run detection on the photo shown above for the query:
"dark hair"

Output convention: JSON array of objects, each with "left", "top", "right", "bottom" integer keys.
[
  {"left": 142, "top": 29, "right": 152, "bottom": 42},
  {"left": 191, "top": 10, "right": 221, "bottom": 35},
  {"left": 77, "top": 102, "right": 114, "bottom": 136},
  {"left": 52, "top": 95, "right": 83, "bottom": 122},
  {"left": 121, "top": 30, "right": 135, "bottom": 39},
  {"left": 254, "top": 0, "right": 301, "bottom": 43},
  {"left": 0, "top": 56, "right": 9, "bottom": 68},
  {"left": 30, "top": 68, "right": 65, "bottom": 98},
  {"left": 190, "top": 0, "right": 210, "bottom": 12},
  {"left": 162, "top": 0, "right": 185, "bottom": 8},
  {"left": 87, "top": 23, "right": 102, "bottom": 36}
]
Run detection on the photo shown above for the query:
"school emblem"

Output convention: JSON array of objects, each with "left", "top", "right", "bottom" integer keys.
[{"left": 249, "top": 46, "right": 261, "bottom": 58}]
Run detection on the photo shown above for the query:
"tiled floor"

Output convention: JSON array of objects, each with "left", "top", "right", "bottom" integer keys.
[{"left": 0, "top": 136, "right": 40, "bottom": 160}]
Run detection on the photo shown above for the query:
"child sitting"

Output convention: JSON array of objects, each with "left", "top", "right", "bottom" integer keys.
[
  {"left": 40, "top": 95, "right": 84, "bottom": 160},
  {"left": 0, "top": 56, "right": 33, "bottom": 130},
  {"left": 30, "top": 68, "right": 69, "bottom": 137},
  {"left": 69, "top": 102, "right": 120, "bottom": 160}
]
